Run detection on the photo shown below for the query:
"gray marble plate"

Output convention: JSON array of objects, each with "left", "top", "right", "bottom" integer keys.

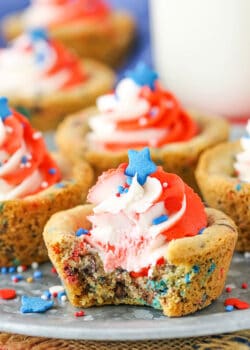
[{"left": 0, "top": 253, "right": 249, "bottom": 340}]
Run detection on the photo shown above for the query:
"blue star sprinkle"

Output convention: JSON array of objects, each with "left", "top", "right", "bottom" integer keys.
[
  {"left": 125, "top": 147, "right": 157, "bottom": 186},
  {"left": 0, "top": 97, "right": 12, "bottom": 121},
  {"left": 20, "top": 295, "right": 54, "bottom": 313},
  {"left": 125, "top": 62, "right": 158, "bottom": 90},
  {"left": 29, "top": 28, "right": 48, "bottom": 43}
]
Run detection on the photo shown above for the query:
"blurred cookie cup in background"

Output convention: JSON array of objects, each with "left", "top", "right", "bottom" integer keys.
[
  {"left": 0, "top": 29, "right": 115, "bottom": 131},
  {"left": 2, "top": 0, "right": 136, "bottom": 67},
  {"left": 196, "top": 120, "right": 250, "bottom": 252},
  {"left": 0, "top": 98, "right": 93, "bottom": 267},
  {"left": 56, "top": 63, "right": 229, "bottom": 193}
]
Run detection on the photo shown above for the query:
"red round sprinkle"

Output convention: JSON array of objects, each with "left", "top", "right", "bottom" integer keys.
[
  {"left": 12, "top": 277, "right": 19, "bottom": 283},
  {"left": 241, "top": 283, "right": 248, "bottom": 289},
  {"left": 225, "top": 287, "right": 232, "bottom": 293},
  {"left": 75, "top": 310, "right": 85, "bottom": 317},
  {"left": 51, "top": 267, "right": 57, "bottom": 274},
  {"left": 0, "top": 289, "right": 16, "bottom": 300},
  {"left": 224, "top": 298, "right": 250, "bottom": 310},
  {"left": 52, "top": 292, "right": 58, "bottom": 298},
  {"left": 21, "top": 265, "right": 27, "bottom": 272}
]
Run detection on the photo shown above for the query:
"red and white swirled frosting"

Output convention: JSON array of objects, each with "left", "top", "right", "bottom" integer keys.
[
  {"left": 234, "top": 119, "right": 250, "bottom": 182},
  {"left": 87, "top": 77, "right": 198, "bottom": 151},
  {"left": 22, "top": 0, "right": 110, "bottom": 29},
  {"left": 0, "top": 102, "right": 61, "bottom": 200},
  {"left": 0, "top": 31, "right": 86, "bottom": 98},
  {"left": 84, "top": 151, "right": 207, "bottom": 276}
]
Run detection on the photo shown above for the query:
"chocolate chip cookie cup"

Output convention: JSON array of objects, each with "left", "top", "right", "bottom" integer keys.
[
  {"left": 0, "top": 99, "right": 94, "bottom": 267},
  {"left": 0, "top": 29, "right": 115, "bottom": 131},
  {"left": 43, "top": 149, "right": 237, "bottom": 317}
]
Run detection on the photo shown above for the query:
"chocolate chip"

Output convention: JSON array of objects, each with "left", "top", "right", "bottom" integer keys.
[{"left": 114, "top": 281, "right": 127, "bottom": 298}]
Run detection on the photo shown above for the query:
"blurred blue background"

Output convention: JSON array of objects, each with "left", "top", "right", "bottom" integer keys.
[{"left": 0, "top": 0, "right": 152, "bottom": 75}]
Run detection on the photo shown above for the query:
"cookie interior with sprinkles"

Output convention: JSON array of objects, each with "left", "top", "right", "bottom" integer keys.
[
  {"left": 43, "top": 148, "right": 237, "bottom": 317},
  {"left": 0, "top": 97, "right": 93, "bottom": 267}
]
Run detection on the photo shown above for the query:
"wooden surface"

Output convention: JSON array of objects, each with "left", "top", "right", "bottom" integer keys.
[{"left": 0, "top": 330, "right": 249, "bottom": 350}]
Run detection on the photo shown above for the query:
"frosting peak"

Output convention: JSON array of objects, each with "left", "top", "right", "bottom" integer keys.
[
  {"left": 0, "top": 98, "right": 61, "bottom": 200},
  {"left": 87, "top": 63, "right": 198, "bottom": 151},
  {"left": 85, "top": 148, "right": 207, "bottom": 275}
]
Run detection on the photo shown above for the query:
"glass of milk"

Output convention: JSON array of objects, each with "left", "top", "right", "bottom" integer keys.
[{"left": 150, "top": 0, "right": 250, "bottom": 119}]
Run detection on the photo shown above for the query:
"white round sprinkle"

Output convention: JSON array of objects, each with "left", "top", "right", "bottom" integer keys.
[
  {"left": 41, "top": 181, "right": 48, "bottom": 188},
  {"left": 41, "top": 295, "right": 48, "bottom": 300},
  {"left": 49, "top": 285, "right": 65, "bottom": 294},
  {"left": 32, "top": 132, "right": 42, "bottom": 140},
  {"left": 61, "top": 295, "right": 67, "bottom": 302},
  {"left": 244, "top": 252, "right": 250, "bottom": 258},
  {"left": 163, "top": 182, "right": 168, "bottom": 188},
  {"left": 31, "top": 262, "right": 39, "bottom": 270},
  {"left": 17, "top": 266, "right": 24, "bottom": 273}
]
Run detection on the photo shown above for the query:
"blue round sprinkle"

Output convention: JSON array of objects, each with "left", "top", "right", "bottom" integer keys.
[
  {"left": 184, "top": 273, "right": 191, "bottom": 284},
  {"left": 1, "top": 267, "right": 8, "bottom": 274},
  {"left": 12, "top": 274, "right": 23, "bottom": 281},
  {"left": 126, "top": 176, "right": 133, "bottom": 185},
  {"left": 152, "top": 214, "right": 169, "bottom": 225},
  {"left": 225, "top": 305, "right": 234, "bottom": 312},
  {"left": 48, "top": 168, "right": 56, "bottom": 175},
  {"left": 55, "top": 182, "right": 65, "bottom": 188},
  {"left": 117, "top": 185, "right": 124, "bottom": 194},
  {"left": 76, "top": 228, "right": 89, "bottom": 237},
  {"left": 8, "top": 266, "right": 16, "bottom": 274},
  {"left": 235, "top": 183, "right": 242, "bottom": 191},
  {"left": 43, "top": 290, "right": 51, "bottom": 299},
  {"left": 33, "top": 270, "right": 43, "bottom": 279},
  {"left": 57, "top": 291, "right": 66, "bottom": 300},
  {"left": 198, "top": 228, "right": 205, "bottom": 235},
  {"left": 21, "top": 155, "right": 28, "bottom": 164},
  {"left": 192, "top": 265, "right": 200, "bottom": 274}
]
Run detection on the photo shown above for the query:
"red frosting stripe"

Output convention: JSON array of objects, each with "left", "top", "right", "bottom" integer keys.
[
  {"left": 1, "top": 109, "right": 61, "bottom": 194},
  {"left": 151, "top": 167, "right": 207, "bottom": 241},
  {"left": 42, "top": 40, "right": 87, "bottom": 90}
]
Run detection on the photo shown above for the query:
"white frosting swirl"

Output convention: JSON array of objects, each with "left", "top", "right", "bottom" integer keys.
[
  {"left": 87, "top": 78, "right": 169, "bottom": 149},
  {"left": 0, "top": 35, "right": 71, "bottom": 98},
  {"left": 234, "top": 120, "right": 250, "bottom": 182},
  {"left": 88, "top": 174, "right": 186, "bottom": 273}
]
